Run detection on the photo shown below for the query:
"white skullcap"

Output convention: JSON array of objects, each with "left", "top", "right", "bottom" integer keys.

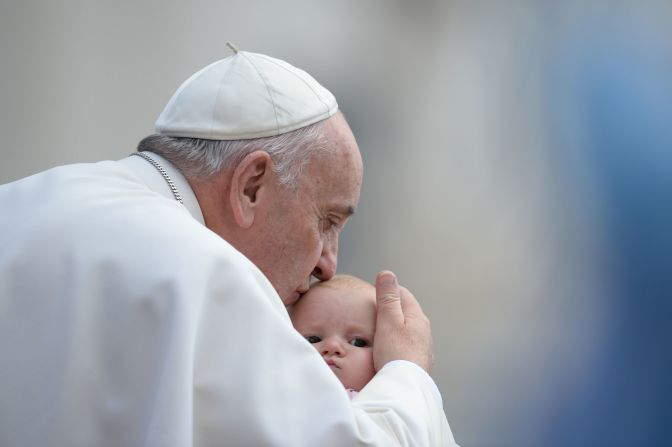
[{"left": 155, "top": 44, "right": 338, "bottom": 140}]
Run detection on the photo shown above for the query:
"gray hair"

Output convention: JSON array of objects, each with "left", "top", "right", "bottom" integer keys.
[{"left": 137, "top": 118, "right": 332, "bottom": 189}]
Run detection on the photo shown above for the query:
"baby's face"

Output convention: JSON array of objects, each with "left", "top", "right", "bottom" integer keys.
[{"left": 291, "top": 284, "right": 376, "bottom": 391}]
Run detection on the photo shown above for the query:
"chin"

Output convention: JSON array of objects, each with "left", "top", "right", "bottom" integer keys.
[{"left": 339, "top": 378, "right": 357, "bottom": 391}]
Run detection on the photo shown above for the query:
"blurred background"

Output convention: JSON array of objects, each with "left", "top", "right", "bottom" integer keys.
[{"left": 2, "top": 0, "right": 671, "bottom": 445}]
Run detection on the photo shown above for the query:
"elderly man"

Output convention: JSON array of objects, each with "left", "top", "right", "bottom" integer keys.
[{"left": 0, "top": 46, "right": 457, "bottom": 446}]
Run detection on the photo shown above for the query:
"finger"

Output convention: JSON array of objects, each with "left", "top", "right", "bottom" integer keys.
[
  {"left": 375, "top": 270, "right": 404, "bottom": 323},
  {"left": 398, "top": 286, "right": 426, "bottom": 318}
]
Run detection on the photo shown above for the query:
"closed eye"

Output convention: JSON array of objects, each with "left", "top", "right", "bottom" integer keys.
[{"left": 320, "top": 217, "right": 341, "bottom": 233}]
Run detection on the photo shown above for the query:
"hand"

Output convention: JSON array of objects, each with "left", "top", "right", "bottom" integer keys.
[{"left": 373, "top": 270, "right": 433, "bottom": 372}]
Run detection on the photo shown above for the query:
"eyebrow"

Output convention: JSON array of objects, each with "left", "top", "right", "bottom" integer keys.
[
  {"left": 349, "top": 325, "right": 373, "bottom": 334},
  {"left": 343, "top": 319, "right": 374, "bottom": 331}
]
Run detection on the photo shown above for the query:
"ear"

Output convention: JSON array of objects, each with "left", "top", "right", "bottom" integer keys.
[{"left": 229, "top": 151, "right": 273, "bottom": 229}]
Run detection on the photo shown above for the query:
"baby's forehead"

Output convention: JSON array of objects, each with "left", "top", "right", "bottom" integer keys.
[
  {"left": 310, "top": 277, "right": 375, "bottom": 301},
  {"left": 292, "top": 279, "right": 376, "bottom": 327},
  {"left": 294, "top": 276, "right": 376, "bottom": 313},
  {"left": 315, "top": 274, "right": 374, "bottom": 292}
]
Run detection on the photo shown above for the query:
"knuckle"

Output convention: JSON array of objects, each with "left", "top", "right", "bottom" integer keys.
[{"left": 378, "top": 292, "right": 400, "bottom": 305}]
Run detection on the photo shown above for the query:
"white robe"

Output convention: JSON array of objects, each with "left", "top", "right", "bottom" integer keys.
[{"left": 0, "top": 153, "right": 458, "bottom": 446}]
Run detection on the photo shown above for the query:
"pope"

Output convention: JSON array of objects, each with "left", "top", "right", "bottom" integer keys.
[{"left": 0, "top": 44, "right": 458, "bottom": 446}]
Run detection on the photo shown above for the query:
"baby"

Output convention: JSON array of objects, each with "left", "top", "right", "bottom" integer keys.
[{"left": 290, "top": 274, "right": 376, "bottom": 397}]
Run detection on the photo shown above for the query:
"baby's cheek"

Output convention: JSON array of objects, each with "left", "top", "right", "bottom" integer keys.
[
  {"left": 347, "top": 351, "right": 375, "bottom": 390},
  {"left": 366, "top": 352, "right": 376, "bottom": 376},
  {"left": 359, "top": 350, "right": 376, "bottom": 376}
]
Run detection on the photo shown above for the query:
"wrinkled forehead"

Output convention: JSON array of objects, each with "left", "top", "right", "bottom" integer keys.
[
  {"left": 325, "top": 112, "right": 361, "bottom": 158},
  {"left": 300, "top": 114, "right": 363, "bottom": 194}
]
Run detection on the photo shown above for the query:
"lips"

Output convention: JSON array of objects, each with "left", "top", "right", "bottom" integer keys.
[
  {"left": 286, "top": 290, "right": 304, "bottom": 307},
  {"left": 325, "top": 358, "right": 340, "bottom": 369},
  {"left": 287, "top": 287, "right": 310, "bottom": 306}
]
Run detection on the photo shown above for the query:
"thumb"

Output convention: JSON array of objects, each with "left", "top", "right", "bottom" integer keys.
[{"left": 375, "top": 271, "right": 404, "bottom": 324}]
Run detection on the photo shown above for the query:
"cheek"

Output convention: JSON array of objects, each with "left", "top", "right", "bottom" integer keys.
[
  {"left": 292, "top": 227, "right": 323, "bottom": 270},
  {"left": 350, "top": 349, "right": 375, "bottom": 373},
  {"left": 342, "top": 349, "right": 376, "bottom": 390}
]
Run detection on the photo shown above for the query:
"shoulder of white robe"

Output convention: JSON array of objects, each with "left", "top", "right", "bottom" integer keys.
[{"left": 118, "top": 152, "right": 205, "bottom": 225}]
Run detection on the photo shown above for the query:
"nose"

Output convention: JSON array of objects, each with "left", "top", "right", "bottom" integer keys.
[
  {"left": 312, "top": 235, "right": 338, "bottom": 281},
  {"left": 320, "top": 337, "right": 345, "bottom": 357}
]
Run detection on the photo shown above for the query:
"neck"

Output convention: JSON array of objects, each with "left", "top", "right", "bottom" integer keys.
[{"left": 189, "top": 176, "right": 236, "bottom": 240}]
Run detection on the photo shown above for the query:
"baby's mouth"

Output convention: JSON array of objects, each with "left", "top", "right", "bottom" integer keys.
[{"left": 325, "top": 358, "right": 341, "bottom": 369}]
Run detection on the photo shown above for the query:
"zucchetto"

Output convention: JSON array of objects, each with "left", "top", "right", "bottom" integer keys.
[{"left": 155, "top": 44, "right": 338, "bottom": 140}]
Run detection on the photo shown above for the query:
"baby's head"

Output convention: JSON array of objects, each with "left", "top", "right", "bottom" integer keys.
[{"left": 290, "top": 275, "right": 376, "bottom": 391}]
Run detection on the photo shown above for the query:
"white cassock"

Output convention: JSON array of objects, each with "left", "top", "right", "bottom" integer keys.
[{"left": 0, "top": 152, "right": 459, "bottom": 446}]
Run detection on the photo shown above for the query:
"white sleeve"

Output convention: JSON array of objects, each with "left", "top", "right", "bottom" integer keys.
[{"left": 353, "top": 361, "right": 459, "bottom": 446}]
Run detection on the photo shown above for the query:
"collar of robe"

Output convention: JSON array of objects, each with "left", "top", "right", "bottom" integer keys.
[
  {"left": 131, "top": 151, "right": 184, "bottom": 203},
  {"left": 120, "top": 151, "right": 206, "bottom": 225}
]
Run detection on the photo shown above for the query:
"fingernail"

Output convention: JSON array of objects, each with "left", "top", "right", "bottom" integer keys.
[{"left": 379, "top": 272, "right": 396, "bottom": 286}]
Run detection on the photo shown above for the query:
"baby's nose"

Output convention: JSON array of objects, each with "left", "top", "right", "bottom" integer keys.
[{"left": 320, "top": 338, "right": 344, "bottom": 357}]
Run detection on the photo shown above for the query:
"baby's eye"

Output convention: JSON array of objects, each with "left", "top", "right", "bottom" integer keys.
[
  {"left": 305, "top": 335, "right": 321, "bottom": 344},
  {"left": 349, "top": 338, "right": 369, "bottom": 348}
]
